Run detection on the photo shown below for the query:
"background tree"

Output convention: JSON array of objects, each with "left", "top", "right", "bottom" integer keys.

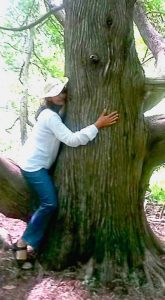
[
  {"left": 0, "top": 0, "right": 165, "bottom": 297},
  {"left": 0, "top": 0, "right": 64, "bottom": 143},
  {"left": 134, "top": 0, "right": 165, "bottom": 77}
]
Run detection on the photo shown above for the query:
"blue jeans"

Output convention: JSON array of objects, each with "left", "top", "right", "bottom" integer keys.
[{"left": 21, "top": 168, "right": 57, "bottom": 249}]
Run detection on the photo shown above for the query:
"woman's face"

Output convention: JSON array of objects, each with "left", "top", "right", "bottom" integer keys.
[{"left": 50, "top": 91, "right": 67, "bottom": 106}]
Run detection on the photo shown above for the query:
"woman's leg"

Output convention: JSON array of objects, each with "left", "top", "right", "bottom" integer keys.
[{"left": 20, "top": 168, "right": 58, "bottom": 250}]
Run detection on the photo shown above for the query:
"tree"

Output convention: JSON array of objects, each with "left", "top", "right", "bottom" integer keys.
[
  {"left": 134, "top": 0, "right": 165, "bottom": 77},
  {"left": 0, "top": 0, "right": 165, "bottom": 297},
  {"left": 0, "top": 0, "right": 64, "bottom": 143}
]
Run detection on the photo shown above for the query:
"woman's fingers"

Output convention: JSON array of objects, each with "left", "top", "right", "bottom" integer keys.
[
  {"left": 100, "top": 110, "right": 119, "bottom": 119},
  {"left": 108, "top": 113, "right": 119, "bottom": 121},
  {"left": 109, "top": 116, "right": 119, "bottom": 122},
  {"left": 108, "top": 111, "right": 118, "bottom": 117},
  {"left": 95, "top": 110, "right": 119, "bottom": 129},
  {"left": 108, "top": 112, "right": 119, "bottom": 118},
  {"left": 100, "top": 108, "right": 107, "bottom": 117}
]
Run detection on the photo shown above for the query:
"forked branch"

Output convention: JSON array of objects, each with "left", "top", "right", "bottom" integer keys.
[{"left": 0, "top": 5, "right": 64, "bottom": 32}]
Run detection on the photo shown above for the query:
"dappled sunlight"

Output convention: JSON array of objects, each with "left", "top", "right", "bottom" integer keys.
[
  {"left": 0, "top": 206, "right": 165, "bottom": 299},
  {"left": 150, "top": 168, "right": 165, "bottom": 189},
  {"left": 0, "top": 212, "right": 26, "bottom": 244},
  {"left": 144, "top": 166, "right": 165, "bottom": 243},
  {"left": 26, "top": 278, "right": 91, "bottom": 300},
  {"left": 145, "top": 201, "right": 165, "bottom": 242}
]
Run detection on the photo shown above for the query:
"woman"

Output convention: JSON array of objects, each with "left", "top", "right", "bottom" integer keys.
[{"left": 13, "top": 78, "right": 119, "bottom": 267}]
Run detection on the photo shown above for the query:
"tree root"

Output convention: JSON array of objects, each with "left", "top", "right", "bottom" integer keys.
[
  {"left": 88, "top": 248, "right": 165, "bottom": 298},
  {"left": 142, "top": 249, "right": 165, "bottom": 296}
]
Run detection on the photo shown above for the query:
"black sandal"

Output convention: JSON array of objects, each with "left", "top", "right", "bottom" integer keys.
[
  {"left": 12, "top": 242, "right": 27, "bottom": 252},
  {"left": 11, "top": 242, "right": 28, "bottom": 268}
]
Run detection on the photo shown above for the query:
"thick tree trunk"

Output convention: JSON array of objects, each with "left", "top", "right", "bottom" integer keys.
[{"left": 41, "top": 0, "right": 165, "bottom": 289}]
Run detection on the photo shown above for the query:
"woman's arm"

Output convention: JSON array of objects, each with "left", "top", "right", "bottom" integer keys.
[{"left": 48, "top": 110, "right": 119, "bottom": 147}]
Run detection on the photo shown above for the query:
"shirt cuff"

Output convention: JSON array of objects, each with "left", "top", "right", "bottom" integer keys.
[{"left": 86, "top": 124, "right": 99, "bottom": 140}]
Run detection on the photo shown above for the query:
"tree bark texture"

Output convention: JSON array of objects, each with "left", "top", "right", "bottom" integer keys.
[
  {"left": 42, "top": 0, "right": 165, "bottom": 286},
  {"left": 0, "top": 157, "right": 30, "bottom": 220}
]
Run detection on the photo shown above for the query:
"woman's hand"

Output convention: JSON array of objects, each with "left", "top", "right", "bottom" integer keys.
[{"left": 95, "top": 109, "right": 119, "bottom": 129}]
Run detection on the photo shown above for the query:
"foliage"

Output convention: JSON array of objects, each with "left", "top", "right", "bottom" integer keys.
[
  {"left": 0, "top": 0, "right": 65, "bottom": 135},
  {"left": 150, "top": 184, "right": 165, "bottom": 204},
  {"left": 134, "top": 0, "right": 165, "bottom": 66},
  {"left": 144, "top": 0, "right": 165, "bottom": 36},
  {"left": 0, "top": 0, "right": 64, "bottom": 78},
  {"left": 149, "top": 165, "right": 165, "bottom": 204}
]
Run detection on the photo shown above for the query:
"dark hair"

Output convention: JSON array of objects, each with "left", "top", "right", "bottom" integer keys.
[
  {"left": 35, "top": 85, "right": 68, "bottom": 120},
  {"left": 61, "top": 86, "right": 67, "bottom": 94},
  {"left": 35, "top": 98, "right": 62, "bottom": 120}
]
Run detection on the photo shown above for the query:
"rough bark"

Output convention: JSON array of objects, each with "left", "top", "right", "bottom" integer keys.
[
  {"left": 1, "top": 114, "right": 164, "bottom": 219},
  {"left": 42, "top": 0, "right": 165, "bottom": 289},
  {"left": 0, "top": 157, "right": 30, "bottom": 220}
]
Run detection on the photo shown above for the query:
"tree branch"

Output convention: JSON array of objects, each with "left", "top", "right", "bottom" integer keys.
[
  {"left": 0, "top": 5, "right": 64, "bottom": 32},
  {"left": 142, "top": 56, "right": 153, "bottom": 65},
  {"left": 19, "top": 62, "right": 25, "bottom": 84},
  {"left": 140, "top": 114, "right": 165, "bottom": 192},
  {"left": 0, "top": 157, "right": 30, "bottom": 220},
  {"left": 46, "top": 0, "right": 65, "bottom": 27},
  {"left": 148, "top": 114, "right": 165, "bottom": 145},
  {"left": 31, "top": 62, "right": 46, "bottom": 78},
  {"left": 144, "top": 77, "right": 165, "bottom": 112},
  {"left": 5, "top": 117, "right": 20, "bottom": 133},
  {"left": 3, "top": 42, "right": 28, "bottom": 53},
  {"left": 134, "top": 1, "right": 165, "bottom": 77},
  {"left": 134, "top": 1, "right": 165, "bottom": 60},
  {"left": 33, "top": 49, "right": 54, "bottom": 74},
  {"left": 26, "top": 119, "right": 34, "bottom": 127}
]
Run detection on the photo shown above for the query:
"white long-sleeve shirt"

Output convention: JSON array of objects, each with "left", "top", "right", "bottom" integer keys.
[{"left": 18, "top": 109, "right": 98, "bottom": 171}]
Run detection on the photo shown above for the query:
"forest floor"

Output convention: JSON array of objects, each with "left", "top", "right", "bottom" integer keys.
[{"left": 0, "top": 200, "right": 165, "bottom": 300}]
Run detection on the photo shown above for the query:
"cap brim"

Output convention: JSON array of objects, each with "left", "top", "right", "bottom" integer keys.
[{"left": 42, "top": 77, "right": 68, "bottom": 98}]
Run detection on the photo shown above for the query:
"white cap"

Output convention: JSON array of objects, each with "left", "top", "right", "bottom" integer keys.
[{"left": 41, "top": 77, "right": 68, "bottom": 98}]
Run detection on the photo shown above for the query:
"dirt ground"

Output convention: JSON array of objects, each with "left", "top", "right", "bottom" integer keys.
[{"left": 0, "top": 201, "right": 165, "bottom": 300}]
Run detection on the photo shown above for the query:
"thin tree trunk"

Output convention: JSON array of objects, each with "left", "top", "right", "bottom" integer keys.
[
  {"left": 20, "top": 28, "right": 34, "bottom": 144},
  {"left": 134, "top": 1, "right": 165, "bottom": 77}
]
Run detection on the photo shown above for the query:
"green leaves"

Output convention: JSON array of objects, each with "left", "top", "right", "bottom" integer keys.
[
  {"left": 0, "top": 0, "right": 64, "bottom": 78},
  {"left": 150, "top": 183, "right": 165, "bottom": 204},
  {"left": 144, "top": 0, "right": 165, "bottom": 35}
]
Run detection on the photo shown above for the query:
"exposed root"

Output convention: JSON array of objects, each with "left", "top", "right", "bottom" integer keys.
[
  {"left": 143, "top": 249, "right": 165, "bottom": 295},
  {"left": 143, "top": 263, "right": 154, "bottom": 293},
  {"left": 90, "top": 248, "right": 165, "bottom": 299}
]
